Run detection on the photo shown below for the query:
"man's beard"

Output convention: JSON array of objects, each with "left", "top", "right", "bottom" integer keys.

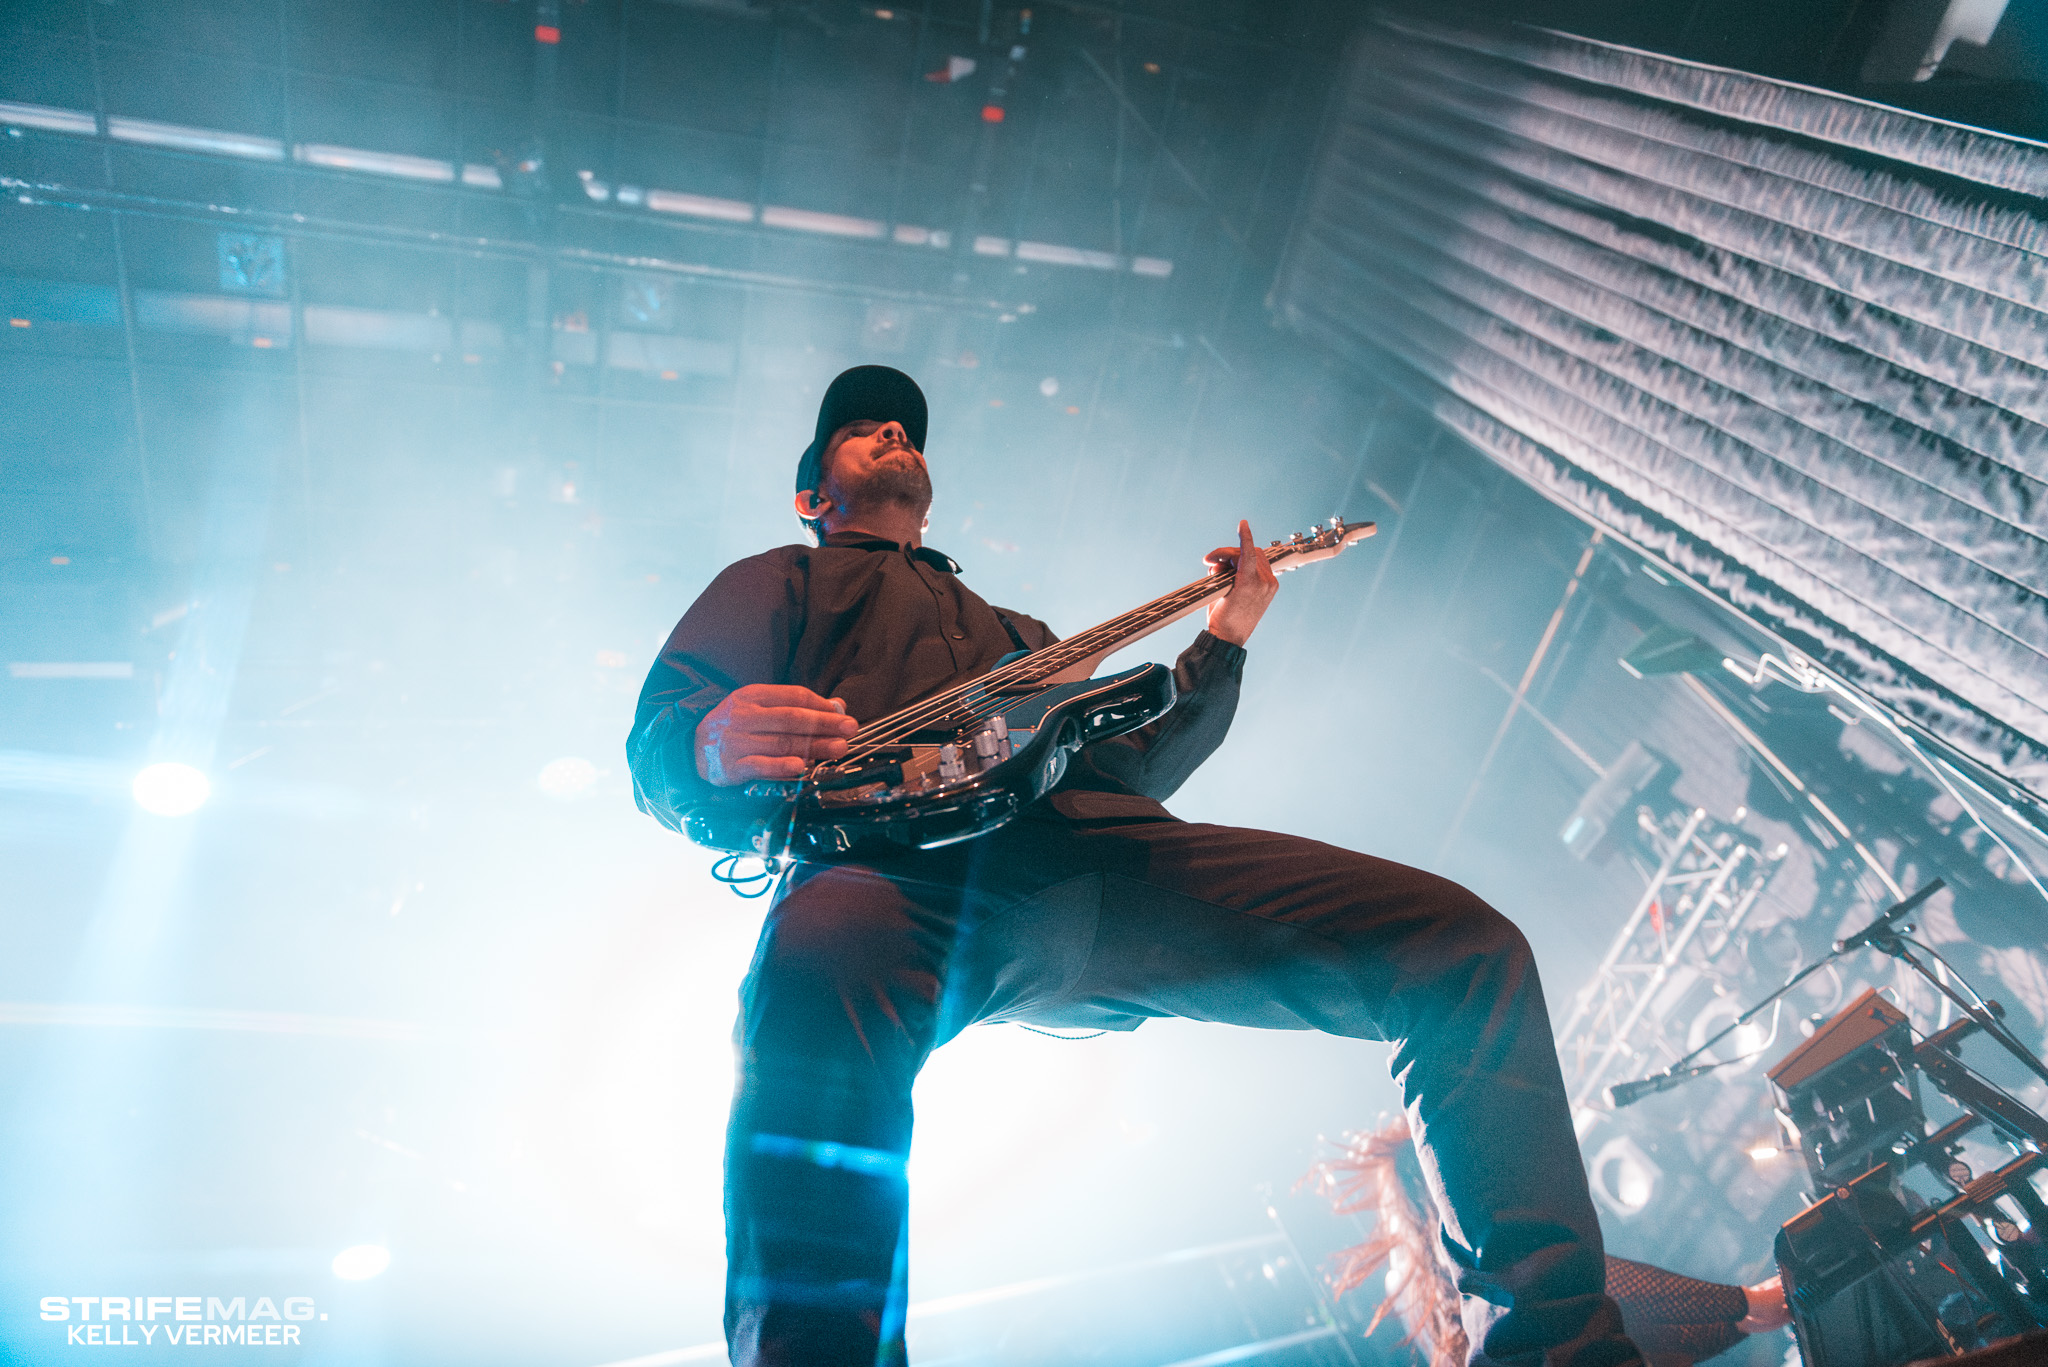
[{"left": 834, "top": 446, "right": 932, "bottom": 519}]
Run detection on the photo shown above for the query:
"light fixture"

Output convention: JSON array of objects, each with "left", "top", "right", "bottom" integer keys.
[
  {"left": 131, "top": 762, "right": 211, "bottom": 817},
  {"left": 759, "top": 205, "right": 884, "bottom": 239},
  {"left": 644, "top": 189, "right": 755, "bottom": 223},
  {"left": 330, "top": 1245, "right": 390, "bottom": 1281},
  {"left": 294, "top": 143, "right": 453, "bottom": 183},
  {"left": 1589, "top": 1134, "right": 1662, "bottom": 1218},
  {"left": 107, "top": 116, "right": 283, "bottom": 161},
  {"left": 537, "top": 757, "right": 598, "bottom": 799}
]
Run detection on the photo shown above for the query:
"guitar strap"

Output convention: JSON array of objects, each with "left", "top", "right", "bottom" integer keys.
[{"left": 994, "top": 611, "right": 1029, "bottom": 656}]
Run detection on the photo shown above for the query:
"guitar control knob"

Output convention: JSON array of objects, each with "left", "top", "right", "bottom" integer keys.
[
  {"left": 971, "top": 715, "right": 1013, "bottom": 770},
  {"left": 937, "top": 743, "right": 965, "bottom": 780}
]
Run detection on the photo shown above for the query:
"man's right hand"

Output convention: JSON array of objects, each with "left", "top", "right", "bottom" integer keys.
[{"left": 695, "top": 684, "right": 858, "bottom": 787}]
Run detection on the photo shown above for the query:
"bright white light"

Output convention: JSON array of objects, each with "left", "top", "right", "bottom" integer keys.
[
  {"left": 760, "top": 205, "right": 884, "bottom": 239},
  {"left": 1590, "top": 1135, "right": 1660, "bottom": 1217},
  {"left": 330, "top": 1244, "right": 390, "bottom": 1280},
  {"left": 131, "top": 762, "right": 211, "bottom": 816},
  {"left": 107, "top": 116, "right": 283, "bottom": 161},
  {"left": 537, "top": 757, "right": 598, "bottom": 799},
  {"left": 1016, "top": 240, "right": 1119, "bottom": 271},
  {"left": 645, "top": 189, "right": 754, "bottom": 223},
  {"left": 0, "top": 100, "right": 97, "bottom": 135},
  {"left": 294, "top": 143, "right": 453, "bottom": 183},
  {"left": 1748, "top": 1144, "right": 1781, "bottom": 1162},
  {"left": 1038, "top": 376, "right": 1059, "bottom": 397}
]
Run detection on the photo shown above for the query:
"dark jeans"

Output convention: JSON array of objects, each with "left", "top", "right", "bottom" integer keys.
[{"left": 723, "top": 812, "right": 1641, "bottom": 1367}]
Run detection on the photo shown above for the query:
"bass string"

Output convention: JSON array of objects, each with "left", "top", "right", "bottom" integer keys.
[
  {"left": 839, "top": 530, "right": 1299, "bottom": 758},
  {"left": 839, "top": 573, "right": 1220, "bottom": 754},
  {"left": 836, "top": 568, "right": 1239, "bottom": 761},
  {"left": 843, "top": 574, "right": 1228, "bottom": 753}
]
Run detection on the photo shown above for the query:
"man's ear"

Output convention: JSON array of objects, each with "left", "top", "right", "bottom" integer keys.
[{"left": 794, "top": 489, "right": 833, "bottom": 521}]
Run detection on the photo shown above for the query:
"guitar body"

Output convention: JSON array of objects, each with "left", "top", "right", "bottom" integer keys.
[
  {"left": 678, "top": 514, "right": 1375, "bottom": 868},
  {"left": 682, "top": 663, "right": 1176, "bottom": 861}
]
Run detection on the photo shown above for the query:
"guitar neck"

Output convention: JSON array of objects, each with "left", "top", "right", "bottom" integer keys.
[
  {"left": 848, "top": 518, "right": 1374, "bottom": 746},
  {"left": 1008, "top": 566, "right": 1239, "bottom": 686},
  {"left": 844, "top": 572, "right": 1230, "bottom": 745}
]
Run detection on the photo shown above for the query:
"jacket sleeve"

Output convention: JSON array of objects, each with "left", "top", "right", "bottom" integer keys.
[
  {"left": 1063, "top": 630, "right": 1246, "bottom": 802},
  {"left": 626, "top": 553, "right": 802, "bottom": 833}
]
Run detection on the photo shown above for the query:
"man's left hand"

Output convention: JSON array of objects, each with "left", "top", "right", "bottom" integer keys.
[{"left": 1203, "top": 519, "right": 1279, "bottom": 646}]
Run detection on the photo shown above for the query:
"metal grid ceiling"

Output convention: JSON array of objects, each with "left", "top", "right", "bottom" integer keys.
[{"left": 1273, "top": 15, "right": 2048, "bottom": 799}]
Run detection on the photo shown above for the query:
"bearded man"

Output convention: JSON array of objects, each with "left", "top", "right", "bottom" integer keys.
[{"left": 628, "top": 366, "right": 1643, "bottom": 1367}]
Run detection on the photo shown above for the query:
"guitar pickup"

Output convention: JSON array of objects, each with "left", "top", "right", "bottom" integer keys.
[{"left": 814, "top": 750, "right": 910, "bottom": 792}]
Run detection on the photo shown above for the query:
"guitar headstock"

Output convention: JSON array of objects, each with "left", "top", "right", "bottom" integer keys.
[{"left": 1263, "top": 514, "right": 1377, "bottom": 572}]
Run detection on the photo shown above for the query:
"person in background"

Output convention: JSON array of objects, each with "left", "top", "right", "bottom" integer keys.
[{"left": 1310, "top": 1117, "right": 1791, "bottom": 1367}]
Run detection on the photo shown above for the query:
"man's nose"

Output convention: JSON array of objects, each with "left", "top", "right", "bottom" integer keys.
[{"left": 878, "top": 421, "right": 907, "bottom": 445}]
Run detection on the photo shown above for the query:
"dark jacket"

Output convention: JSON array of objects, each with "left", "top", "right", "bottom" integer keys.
[{"left": 627, "top": 532, "right": 1245, "bottom": 834}]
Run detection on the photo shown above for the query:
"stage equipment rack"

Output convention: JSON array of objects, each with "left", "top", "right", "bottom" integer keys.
[{"left": 1771, "top": 987, "right": 2048, "bottom": 1364}]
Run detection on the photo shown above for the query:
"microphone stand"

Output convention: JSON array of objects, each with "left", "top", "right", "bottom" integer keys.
[
  {"left": 1606, "top": 881, "right": 1948, "bottom": 1109},
  {"left": 1860, "top": 928, "right": 2048, "bottom": 1091}
]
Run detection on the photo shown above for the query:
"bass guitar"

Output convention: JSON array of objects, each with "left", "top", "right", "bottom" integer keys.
[{"left": 684, "top": 515, "right": 1376, "bottom": 862}]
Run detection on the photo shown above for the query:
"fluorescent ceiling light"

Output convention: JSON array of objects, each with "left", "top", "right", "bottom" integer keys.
[
  {"left": 303, "top": 305, "right": 452, "bottom": 353},
  {"left": 295, "top": 143, "right": 453, "bottom": 183},
  {"left": 0, "top": 1001, "right": 419, "bottom": 1038},
  {"left": 0, "top": 101, "right": 95, "bottom": 135},
  {"left": 8, "top": 662, "right": 135, "bottom": 679},
  {"left": 973, "top": 236, "right": 1012, "bottom": 256},
  {"left": 1130, "top": 256, "right": 1173, "bottom": 277},
  {"left": 461, "top": 163, "right": 502, "bottom": 189},
  {"left": 1016, "top": 241, "right": 1119, "bottom": 270},
  {"left": 760, "top": 205, "right": 884, "bottom": 238},
  {"left": 108, "top": 116, "right": 283, "bottom": 160},
  {"left": 646, "top": 189, "right": 755, "bottom": 222},
  {"left": 132, "top": 290, "right": 290, "bottom": 342}
]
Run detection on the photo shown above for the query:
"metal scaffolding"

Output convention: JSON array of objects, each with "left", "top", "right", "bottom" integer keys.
[{"left": 1555, "top": 805, "right": 1788, "bottom": 1111}]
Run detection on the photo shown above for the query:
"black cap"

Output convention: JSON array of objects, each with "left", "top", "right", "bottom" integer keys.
[{"left": 795, "top": 365, "right": 928, "bottom": 495}]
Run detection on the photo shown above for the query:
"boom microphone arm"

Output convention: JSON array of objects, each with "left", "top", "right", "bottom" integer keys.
[
  {"left": 1832, "top": 878, "right": 1945, "bottom": 954},
  {"left": 1607, "top": 1061, "right": 1728, "bottom": 1108},
  {"left": 1605, "top": 881, "right": 1946, "bottom": 1110}
]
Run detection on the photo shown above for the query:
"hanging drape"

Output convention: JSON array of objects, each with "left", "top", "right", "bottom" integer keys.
[{"left": 1273, "top": 15, "right": 2048, "bottom": 798}]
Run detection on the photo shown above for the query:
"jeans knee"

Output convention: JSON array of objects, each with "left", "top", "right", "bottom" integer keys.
[
  {"left": 1422, "top": 878, "right": 1530, "bottom": 965},
  {"left": 756, "top": 869, "right": 933, "bottom": 988},
  {"left": 739, "top": 867, "right": 948, "bottom": 1075}
]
